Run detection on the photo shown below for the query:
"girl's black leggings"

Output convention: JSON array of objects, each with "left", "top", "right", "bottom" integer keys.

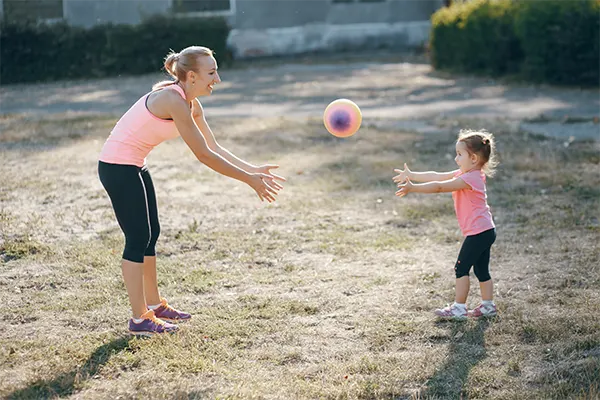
[
  {"left": 454, "top": 228, "right": 496, "bottom": 282},
  {"left": 98, "top": 161, "right": 160, "bottom": 263}
]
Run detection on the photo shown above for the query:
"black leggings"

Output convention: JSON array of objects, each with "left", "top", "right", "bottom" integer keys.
[
  {"left": 454, "top": 228, "right": 496, "bottom": 282},
  {"left": 98, "top": 161, "right": 160, "bottom": 263}
]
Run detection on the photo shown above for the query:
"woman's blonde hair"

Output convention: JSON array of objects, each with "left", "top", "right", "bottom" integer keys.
[
  {"left": 152, "top": 46, "right": 214, "bottom": 90},
  {"left": 458, "top": 129, "right": 498, "bottom": 177}
]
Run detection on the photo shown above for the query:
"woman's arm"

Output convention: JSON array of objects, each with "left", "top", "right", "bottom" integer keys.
[
  {"left": 192, "top": 99, "right": 285, "bottom": 186},
  {"left": 192, "top": 99, "right": 258, "bottom": 172},
  {"left": 167, "top": 93, "right": 278, "bottom": 202}
]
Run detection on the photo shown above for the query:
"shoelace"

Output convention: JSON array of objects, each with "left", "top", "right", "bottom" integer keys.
[
  {"left": 143, "top": 310, "right": 166, "bottom": 326},
  {"left": 161, "top": 300, "right": 182, "bottom": 314}
]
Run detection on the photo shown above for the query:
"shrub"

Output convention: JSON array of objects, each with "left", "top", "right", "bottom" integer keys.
[
  {"left": 0, "top": 15, "right": 231, "bottom": 84},
  {"left": 430, "top": 0, "right": 599, "bottom": 86},
  {"left": 513, "top": 0, "right": 600, "bottom": 86},
  {"left": 431, "top": 0, "right": 522, "bottom": 76}
]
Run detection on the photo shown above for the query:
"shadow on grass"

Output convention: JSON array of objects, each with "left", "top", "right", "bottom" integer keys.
[
  {"left": 7, "top": 336, "right": 132, "bottom": 400},
  {"left": 424, "top": 319, "right": 491, "bottom": 399}
]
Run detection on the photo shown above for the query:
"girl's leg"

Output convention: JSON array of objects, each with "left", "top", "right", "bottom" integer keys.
[
  {"left": 480, "top": 280, "right": 493, "bottom": 301},
  {"left": 453, "top": 236, "right": 479, "bottom": 306},
  {"left": 474, "top": 246, "right": 494, "bottom": 301},
  {"left": 455, "top": 276, "right": 470, "bottom": 304}
]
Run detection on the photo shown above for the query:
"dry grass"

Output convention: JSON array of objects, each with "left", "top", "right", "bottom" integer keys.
[{"left": 0, "top": 110, "right": 598, "bottom": 400}]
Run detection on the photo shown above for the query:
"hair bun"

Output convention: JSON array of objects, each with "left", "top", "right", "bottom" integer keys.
[{"left": 482, "top": 138, "right": 490, "bottom": 145}]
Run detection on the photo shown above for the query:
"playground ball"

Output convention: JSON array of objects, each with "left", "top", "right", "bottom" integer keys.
[{"left": 323, "top": 99, "right": 362, "bottom": 138}]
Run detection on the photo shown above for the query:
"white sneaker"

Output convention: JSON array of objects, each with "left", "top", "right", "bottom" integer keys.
[
  {"left": 468, "top": 303, "right": 497, "bottom": 318},
  {"left": 434, "top": 304, "right": 467, "bottom": 320}
]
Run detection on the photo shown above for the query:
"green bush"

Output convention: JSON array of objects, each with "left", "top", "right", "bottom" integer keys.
[
  {"left": 430, "top": 0, "right": 599, "bottom": 86},
  {"left": 514, "top": 0, "right": 600, "bottom": 86},
  {"left": 0, "top": 15, "right": 231, "bottom": 84},
  {"left": 431, "top": 0, "right": 522, "bottom": 76}
]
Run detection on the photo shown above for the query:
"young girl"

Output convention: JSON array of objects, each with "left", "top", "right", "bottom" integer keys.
[
  {"left": 393, "top": 130, "right": 498, "bottom": 319},
  {"left": 98, "top": 46, "right": 285, "bottom": 336}
]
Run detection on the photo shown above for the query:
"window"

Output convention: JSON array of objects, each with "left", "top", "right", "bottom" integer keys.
[
  {"left": 2, "top": 0, "right": 64, "bottom": 23},
  {"left": 171, "top": 0, "right": 235, "bottom": 16}
]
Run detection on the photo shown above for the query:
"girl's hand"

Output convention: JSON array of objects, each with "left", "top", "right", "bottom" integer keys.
[
  {"left": 254, "top": 164, "right": 286, "bottom": 190},
  {"left": 393, "top": 163, "right": 411, "bottom": 184},
  {"left": 395, "top": 178, "right": 413, "bottom": 198},
  {"left": 247, "top": 173, "right": 280, "bottom": 202}
]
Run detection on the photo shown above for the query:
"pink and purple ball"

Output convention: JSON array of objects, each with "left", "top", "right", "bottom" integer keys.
[{"left": 323, "top": 99, "right": 362, "bottom": 138}]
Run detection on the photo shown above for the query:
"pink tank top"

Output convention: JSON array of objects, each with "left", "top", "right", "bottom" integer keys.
[
  {"left": 99, "top": 84, "right": 187, "bottom": 167},
  {"left": 452, "top": 169, "right": 495, "bottom": 236}
]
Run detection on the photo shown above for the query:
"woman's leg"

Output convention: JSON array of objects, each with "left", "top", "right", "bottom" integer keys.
[
  {"left": 139, "top": 167, "right": 162, "bottom": 306},
  {"left": 143, "top": 256, "right": 161, "bottom": 306},
  {"left": 122, "top": 260, "right": 147, "bottom": 318},
  {"left": 99, "top": 162, "right": 152, "bottom": 319}
]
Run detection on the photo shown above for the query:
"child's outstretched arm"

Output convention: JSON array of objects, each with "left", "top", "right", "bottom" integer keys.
[
  {"left": 393, "top": 163, "right": 457, "bottom": 183},
  {"left": 396, "top": 177, "right": 471, "bottom": 197}
]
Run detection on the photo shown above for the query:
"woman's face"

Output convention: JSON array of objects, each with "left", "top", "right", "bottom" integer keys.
[{"left": 193, "top": 55, "right": 221, "bottom": 96}]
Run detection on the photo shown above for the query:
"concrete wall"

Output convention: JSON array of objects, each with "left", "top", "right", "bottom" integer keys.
[
  {"left": 228, "top": 0, "right": 441, "bottom": 58},
  {"left": 3, "top": 0, "right": 444, "bottom": 58},
  {"left": 232, "top": 0, "right": 440, "bottom": 28},
  {"left": 64, "top": 0, "right": 170, "bottom": 28}
]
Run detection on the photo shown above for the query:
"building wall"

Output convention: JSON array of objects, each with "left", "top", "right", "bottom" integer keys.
[
  {"left": 64, "top": 0, "right": 170, "bottom": 28},
  {"left": 2, "top": 0, "right": 444, "bottom": 58},
  {"left": 233, "top": 0, "right": 440, "bottom": 28},
  {"left": 228, "top": 0, "right": 442, "bottom": 58}
]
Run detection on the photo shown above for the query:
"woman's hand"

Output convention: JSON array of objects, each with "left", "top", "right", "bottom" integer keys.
[
  {"left": 395, "top": 178, "right": 414, "bottom": 198},
  {"left": 253, "top": 164, "right": 286, "bottom": 191},
  {"left": 393, "top": 163, "right": 411, "bottom": 184},
  {"left": 247, "top": 173, "right": 281, "bottom": 202}
]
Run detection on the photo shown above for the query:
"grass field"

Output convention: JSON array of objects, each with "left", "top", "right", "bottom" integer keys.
[{"left": 0, "top": 109, "right": 599, "bottom": 399}]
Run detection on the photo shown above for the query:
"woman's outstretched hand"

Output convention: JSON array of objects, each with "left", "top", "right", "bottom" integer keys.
[
  {"left": 247, "top": 173, "right": 281, "bottom": 203},
  {"left": 393, "top": 163, "right": 411, "bottom": 184},
  {"left": 254, "top": 164, "right": 286, "bottom": 188}
]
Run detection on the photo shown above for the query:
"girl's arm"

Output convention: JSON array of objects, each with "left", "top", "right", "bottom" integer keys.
[
  {"left": 393, "top": 163, "right": 457, "bottom": 183},
  {"left": 396, "top": 177, "right": 471, "bottom": 197}
]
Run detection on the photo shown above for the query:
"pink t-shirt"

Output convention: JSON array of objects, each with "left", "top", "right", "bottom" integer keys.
[
  {"left": 99, "top": 84, "right": 186, "bottom": 167},
  {"left": 452, "top": 169, "right": 495, "bottom": 236}
]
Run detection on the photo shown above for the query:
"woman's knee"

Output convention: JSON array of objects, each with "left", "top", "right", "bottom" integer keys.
[{"left": 123, "top": 232, "right": 151, "bottom": 262}]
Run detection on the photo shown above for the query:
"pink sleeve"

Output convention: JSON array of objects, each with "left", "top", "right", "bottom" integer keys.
[{"left": 458, "top": 171, "right": 484, "bottom": 192}]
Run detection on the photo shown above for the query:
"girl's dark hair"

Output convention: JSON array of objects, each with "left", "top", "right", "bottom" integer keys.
[{"left": 458, "top": 129, "right": 498, "bottom": 176}]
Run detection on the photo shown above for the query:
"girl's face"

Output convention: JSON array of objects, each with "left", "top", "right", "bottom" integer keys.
[
  {"left": 191, "top": 56, "right": 221, "bottom": 97},
  {"left": 455, "top": 141, "right": 479, "bottom": 173}
]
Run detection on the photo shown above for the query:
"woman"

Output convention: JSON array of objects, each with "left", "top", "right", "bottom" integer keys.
[{"left": 98, "top": 46, "right": 285, "bottom": 336}]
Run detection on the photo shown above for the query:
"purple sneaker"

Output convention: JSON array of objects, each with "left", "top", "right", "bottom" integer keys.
[
  {"left": 128, "top": 309, "right": 179, "bottom": 337},
  {"left": 151, "top": 298, "right": 191, "bottom": 323}
]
